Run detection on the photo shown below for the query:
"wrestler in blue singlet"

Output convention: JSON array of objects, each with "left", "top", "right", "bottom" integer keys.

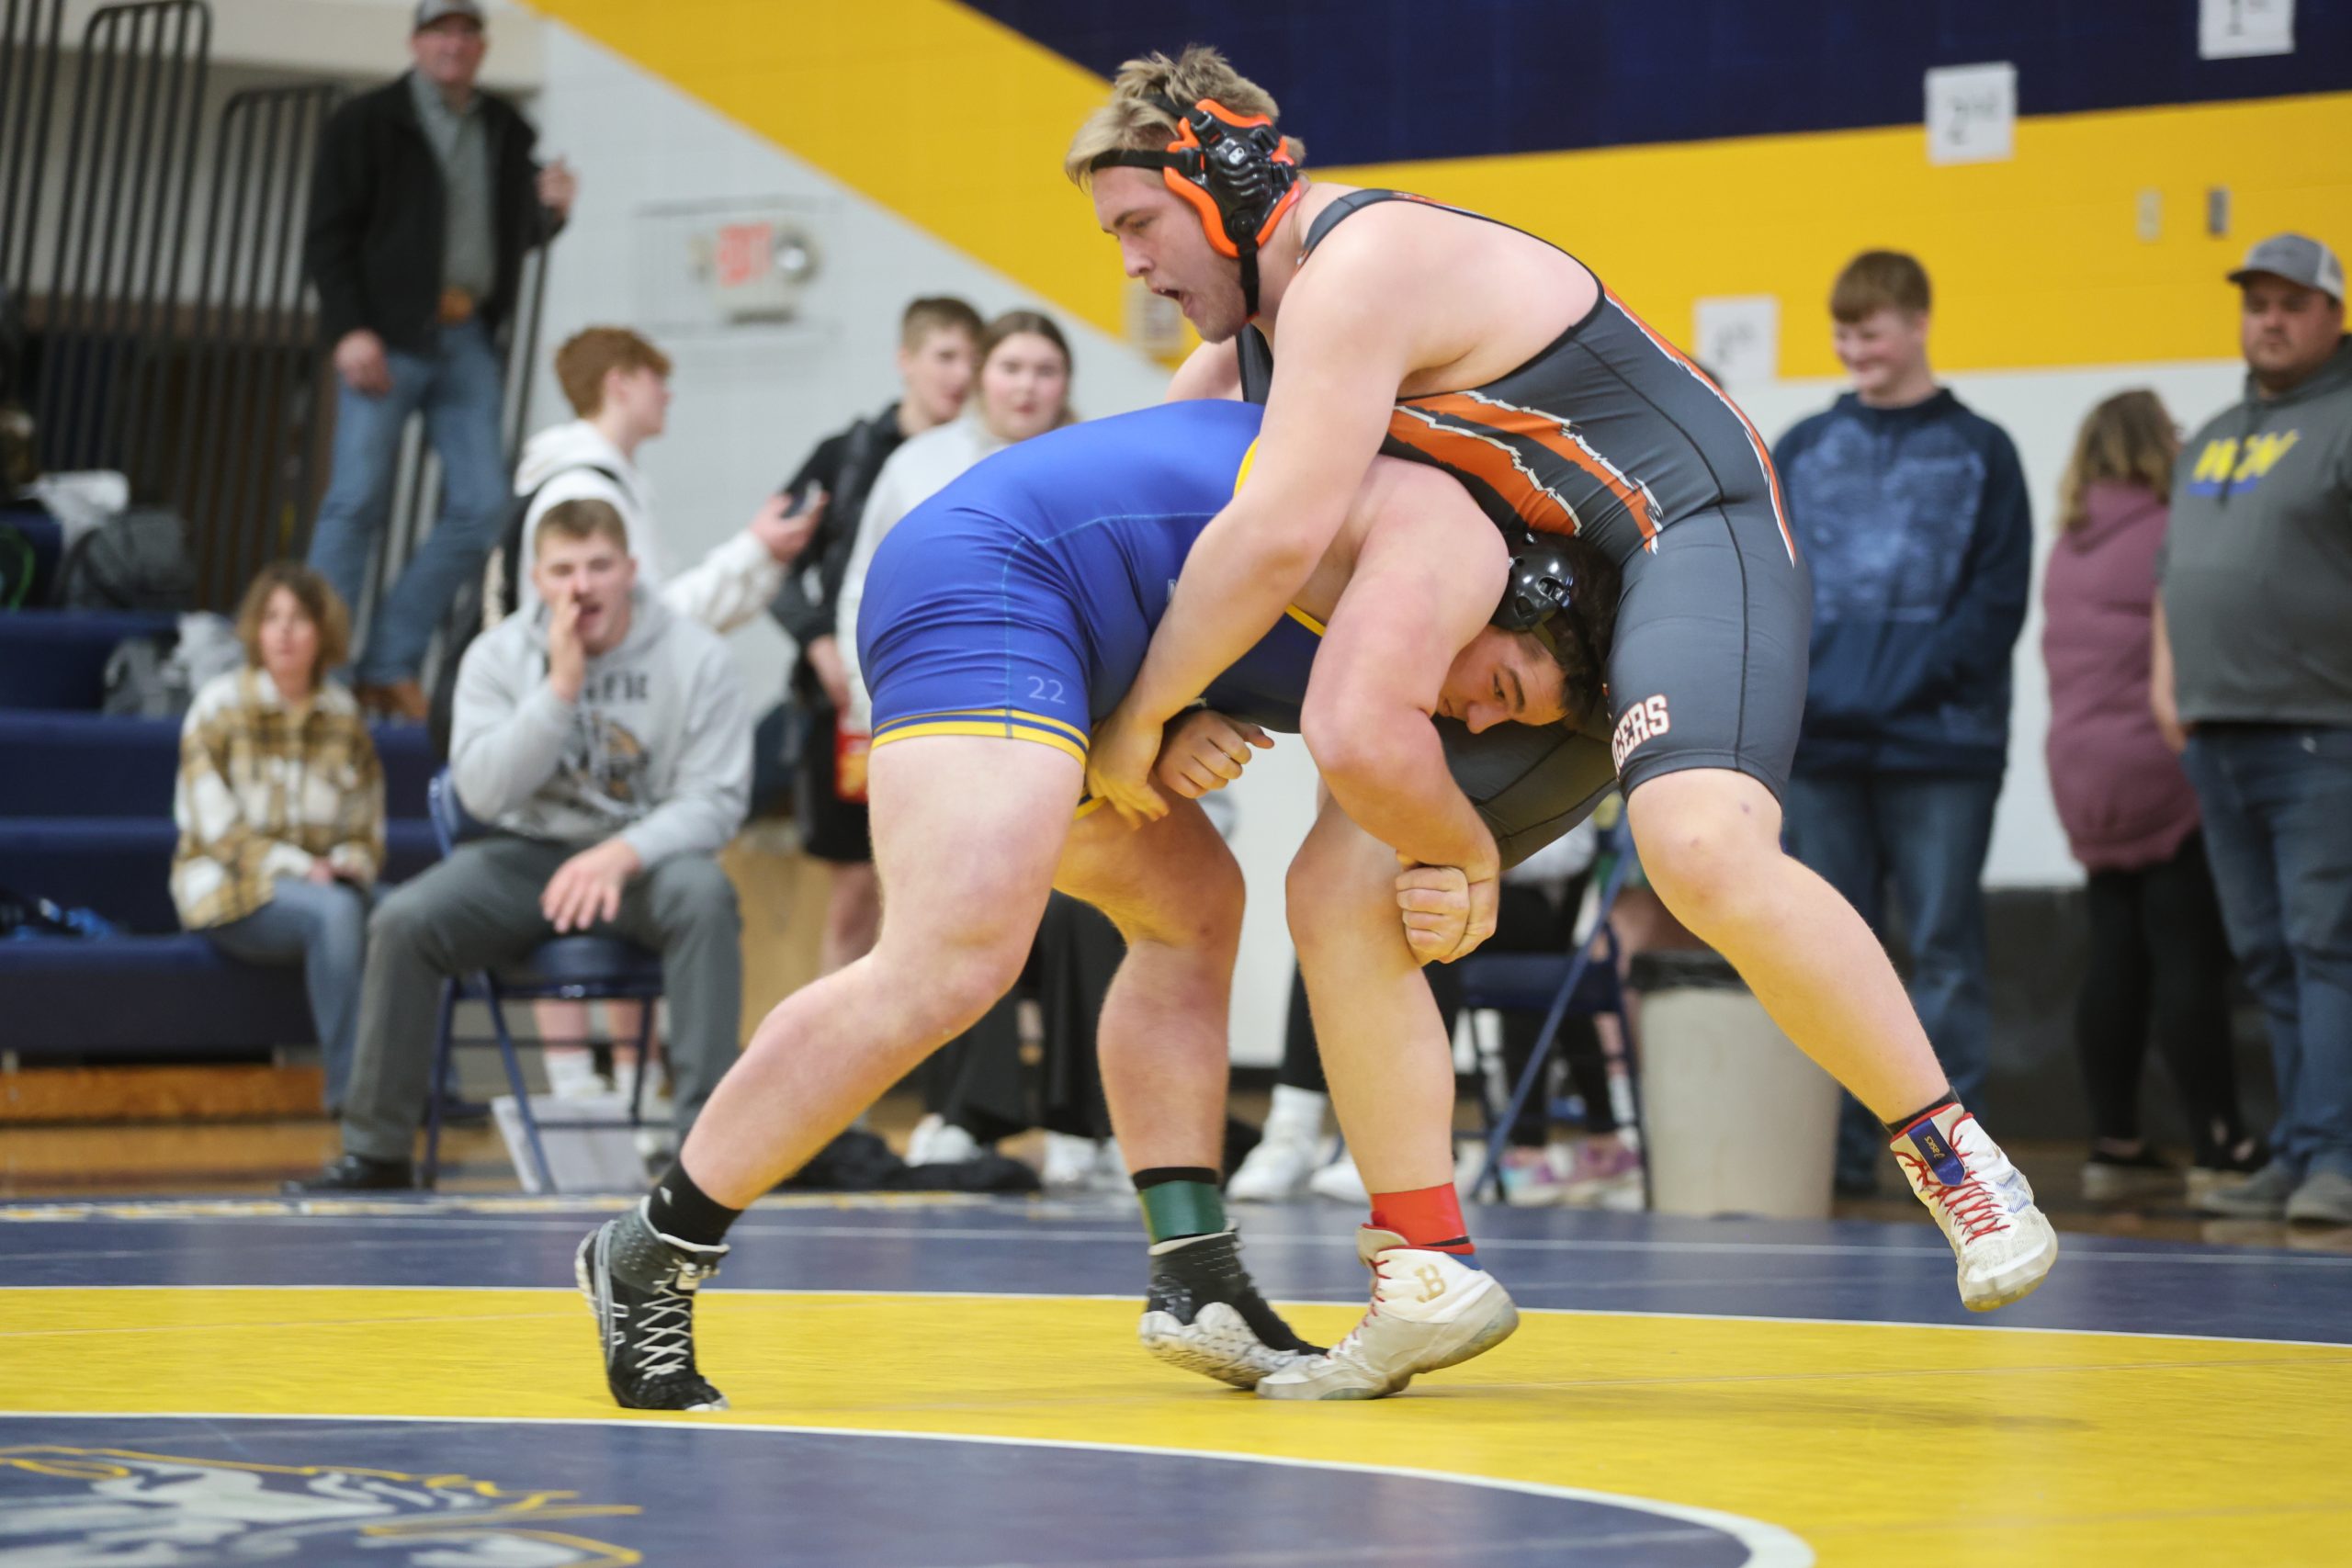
[{"left": 857, "top": 400, "right": 1319, "bottom": 764}]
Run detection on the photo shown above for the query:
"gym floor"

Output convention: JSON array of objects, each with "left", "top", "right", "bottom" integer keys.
[{"left": 6, "top": 1179, "right": 2350, "bottom": 1566}]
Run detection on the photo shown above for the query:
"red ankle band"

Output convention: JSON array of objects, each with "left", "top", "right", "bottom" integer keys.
[{"left": 1370, "top": 1183, "right": 1476, "bottom": 1255}]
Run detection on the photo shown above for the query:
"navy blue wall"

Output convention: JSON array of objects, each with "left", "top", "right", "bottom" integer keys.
[{"left": 974, "top": 0, "right": 2352, "bottom": 165}]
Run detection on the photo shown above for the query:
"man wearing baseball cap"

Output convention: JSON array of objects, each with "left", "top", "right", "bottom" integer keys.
[
  {"left": 2154, "top": 231, "right": 2352, "bottom": 1226},
  {"left": 303, "top": 0, "right": 579, "bottom": 722}
]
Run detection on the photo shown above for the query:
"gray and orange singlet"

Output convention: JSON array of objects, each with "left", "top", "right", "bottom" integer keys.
[{"left": 1238, "top": 189, "right": 1813, "bottom": 809}]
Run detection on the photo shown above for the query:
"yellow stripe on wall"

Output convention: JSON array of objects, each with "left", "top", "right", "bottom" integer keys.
[
  {"left": 521, "top": 0, "right": 2349, "bottom": 375},
  {"left": 521, "top": 0, "right": 1131, "bottom": 334},
  {"left": 1327, "top": 92, "right": 2352, "bottom": 377}
]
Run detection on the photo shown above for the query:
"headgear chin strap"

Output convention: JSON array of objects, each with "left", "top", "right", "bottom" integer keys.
[{"left": 1089, "top": 95, "right": 1302, "bottom": 319}]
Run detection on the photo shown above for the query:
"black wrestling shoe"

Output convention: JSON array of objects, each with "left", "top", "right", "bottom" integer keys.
[
  {"left": 576, "top": 1203, "right": 730, "bottom": 1412},
  {"left": 284, "top": 1154, "right": 414, "bottom": 1193},
  {"left": 1138, "top": 1228, "right": 1321, "bottom": 1389}
]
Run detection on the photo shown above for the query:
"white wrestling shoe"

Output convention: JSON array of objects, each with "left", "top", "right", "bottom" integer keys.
[
  {"left": 1257, "top": 1227, "right": 1519, "bottom": 1401},
  {"left": 1893, "top": 1104, "right": 2059, "bottom": 1312}
]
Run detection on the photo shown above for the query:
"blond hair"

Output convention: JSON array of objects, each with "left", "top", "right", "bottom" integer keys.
[
  {"left": 1830, "top": 251, "right": 1931, "bottom": 323},
  {"left": 553, "top": 327, "right": 673, "bottom": 417},
  {"left": 2057, "top": 389, "right": 2177, "bottom": 535},
  {"left": 1064, "top": 46, "right": 1303, "bottom": 186},
  {"left": 234, "top": 561, "right": 350, "bottom": 686}
]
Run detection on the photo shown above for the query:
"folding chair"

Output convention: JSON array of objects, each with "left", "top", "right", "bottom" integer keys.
[
  {"left": 420, "top": 770, "right": 666, "bottom": 1191},
  {"left": 1453, "top": 811, "right": 1649, "bottom": 1206}
]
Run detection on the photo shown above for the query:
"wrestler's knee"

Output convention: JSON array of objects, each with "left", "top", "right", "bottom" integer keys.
[
  {"left": 872, "top": 925, "right": 1030, "bottom": 1042},
  {"left": 1627, "top": 769, "right": 1783, "bottom": 936},
  {"left": 1283, "top": 839, "right": 1386, "bottom": 957}
]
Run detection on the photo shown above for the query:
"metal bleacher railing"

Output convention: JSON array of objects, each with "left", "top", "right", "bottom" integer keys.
[{"left": 3, "top": 0, "right": 546, "bottom": 645}]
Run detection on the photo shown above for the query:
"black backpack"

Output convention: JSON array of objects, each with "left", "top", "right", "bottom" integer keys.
[
  {"left": 427, "top": 462, "right": 626, "bottom": 759},
  {"left": 56, "top": 506, "right": 197, "bottom": 611}
]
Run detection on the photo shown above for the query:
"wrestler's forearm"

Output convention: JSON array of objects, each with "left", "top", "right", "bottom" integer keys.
[
  {"left": 1129, "top": 524, "right": 1320, "bottom": 721},
  {"left": 1311, "top": 720, "right": 1497, "bottom": 877}
]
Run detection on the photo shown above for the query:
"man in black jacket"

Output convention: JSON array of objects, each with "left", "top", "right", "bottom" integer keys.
[
  {"left": 771, "top": 296, "right": 978, "bottom": 975},
  {"left": 303, "top": 0, "right": 575, "bottom": 722}
]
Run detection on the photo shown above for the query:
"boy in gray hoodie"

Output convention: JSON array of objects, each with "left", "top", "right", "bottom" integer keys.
[{"left": 300, "top": 499, "right": 752, "bottom": 1190}]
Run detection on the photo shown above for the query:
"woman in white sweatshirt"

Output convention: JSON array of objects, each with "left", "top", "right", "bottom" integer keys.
[{"left": 834, "top": 310, "right": 1076, "bottom": 732}]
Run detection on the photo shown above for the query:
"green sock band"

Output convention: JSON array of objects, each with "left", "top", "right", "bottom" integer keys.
[{"left": 1137, "top": 1179, "right": 1227, "bottom": 1245}]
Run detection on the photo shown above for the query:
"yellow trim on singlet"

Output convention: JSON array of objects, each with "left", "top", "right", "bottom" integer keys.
[
  {"left": 1234, "top": 436, "right": 1260, "bottom": 494},
  {"left": 870, "top": 720, "right": 1088, "bottom": 765},
  {"left": 1283, "top": 604, "right": 1328, "bottom": 637},
  {"left": 871, "top": 706, "right": 1090, "bottom": 746}
]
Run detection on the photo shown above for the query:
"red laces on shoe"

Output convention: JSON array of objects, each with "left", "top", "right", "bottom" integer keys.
[{"left": 1899, "top": 1154, "right": 2010, "bottom": 1240}]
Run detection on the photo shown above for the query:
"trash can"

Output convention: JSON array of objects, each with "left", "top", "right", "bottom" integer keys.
[{"left": 1629, "top": 950, "right": 1840, "bottom": 1219}]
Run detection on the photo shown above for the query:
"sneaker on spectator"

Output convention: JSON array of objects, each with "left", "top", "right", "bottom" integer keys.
[
  {"left": 1307, "top": 1149, "right": 1370, "bottom": 1204},
  {"left": 1495, "top": 1145, "right": 1569, "bottom": 1205},
  {"left": 1256, "top": 1227, "right": 1519, "bottom": 1401},
  {"left": 905, "top": 1113, "right": 979, "bottom": 1167},
  {"left": 1091, "top": 1137, "right": 1130, "bottom": 1193},
  {"left": 545, "top": 1048, "right": 606, "bottom": 1101},
  {"left": 1558, "top": 1134, "right": 1645, "bottom": 1211},
  {"left": 2285, "top": 1168, "right": 2352, "bottom": 1227},
  {"left": 1041, "top": 1132, "right": 1102, "bottom": 1190},
  {"left": 2188, "top": 1135, "right": 2268, "bottom": 1204},
  {"left": 1891, "top": 1105, "right": 2058, "bottom": 1312},
  {"left": 1229, "top": 1132, "right": 1322, "bottom": 1201},
  {"left": 2081, "top": 1142, "right": 2185, "bottom": 1202},
  {"left": 2199, "top": 1160, "right": 2296, "bottom": 1219},
  {"left": 284, "top": 1153, "right": 413, "bottom": 1193}
]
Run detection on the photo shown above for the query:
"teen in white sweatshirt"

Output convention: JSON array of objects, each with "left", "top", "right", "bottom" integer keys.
[{"left": 510, "top": 327, "right": 818, "bottom": 635}]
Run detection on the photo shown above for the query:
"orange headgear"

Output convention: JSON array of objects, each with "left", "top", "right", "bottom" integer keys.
[{"left": 1089, "top": 96, "right": 1303, "bottom": 319}]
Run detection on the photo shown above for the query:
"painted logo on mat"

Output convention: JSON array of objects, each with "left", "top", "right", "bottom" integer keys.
[{"left": 0, "top": 1448, "right": 639, "bottom": 1566}]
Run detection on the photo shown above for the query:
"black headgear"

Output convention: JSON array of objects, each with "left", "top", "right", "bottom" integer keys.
[
  {"left": 1494, "top": 532, "right": 1607, "bottom": 721},
  {"left": 1088, "top": 95, "right": 1303, "bottom": 319}
]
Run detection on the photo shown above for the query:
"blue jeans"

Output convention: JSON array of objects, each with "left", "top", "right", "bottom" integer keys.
[
  {"left": 203, "top": 876, "right": 374, "bottom": 1112},
  {"left": 2179, "top": 725, "right": 2352, "bottom": 1181},
  {"left": 1784, "top": 771, "right": 2003, "bottom": 1188},
  {"left": 306, "top": 321, "right": 508, "bottom": 685}
]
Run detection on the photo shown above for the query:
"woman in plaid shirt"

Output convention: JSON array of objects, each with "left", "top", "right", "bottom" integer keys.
[{"left": 172, "top": 563, "right": 384, "bottom": 1112}]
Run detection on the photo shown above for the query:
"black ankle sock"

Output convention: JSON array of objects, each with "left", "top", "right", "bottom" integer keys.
[
  {"left": 647, "top": 1161, "right": 741, "bottom": 1249},
  {"left": 1883, "top": 1090, "right": 1959, "bottom": 1138}
]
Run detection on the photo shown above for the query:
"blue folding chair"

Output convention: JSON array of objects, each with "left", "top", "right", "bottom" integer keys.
[
  {"left": 421, "top": 770, "right": 666, "bottom": 1191},
  {"left": 1453, "top": 810, "right": 1648, "bottom": 1206}
]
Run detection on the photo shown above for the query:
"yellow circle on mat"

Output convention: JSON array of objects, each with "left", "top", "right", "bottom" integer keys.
[{"left": 8, "top": 1286, "right": 2351, "bottom": 1567}]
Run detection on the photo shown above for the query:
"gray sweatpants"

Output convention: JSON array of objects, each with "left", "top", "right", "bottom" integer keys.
[{"left": 340, "top": 833, "right": 742, "bottom": 1165}]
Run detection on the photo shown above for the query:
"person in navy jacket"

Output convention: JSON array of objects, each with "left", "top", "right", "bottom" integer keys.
[{"left": 1773, "top": 251, "right": 2032, "bottom": 1195}]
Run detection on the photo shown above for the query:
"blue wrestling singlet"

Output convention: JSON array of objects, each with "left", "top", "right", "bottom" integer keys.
[{"left": 856, "top": 400, "right": 1321, "bottom": 763}]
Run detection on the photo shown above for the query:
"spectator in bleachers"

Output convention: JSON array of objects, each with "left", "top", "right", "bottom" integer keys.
[
  {"left": 172, "top": 564, "right": 384, "bottom": 1114},
  {"left": 2043, "top": 390, "right": 2260, "bottom": 1201},
  {"left": 2157, "top": 233, "right": 2352, "bottom": 1226},
  {"left": 1773, "top": 251, "right": 2032, "bottom": 1196},
  {"left": 303, "top": 0, "right": 576, "bottom": 724},
  {"left": 507, "top": 325, "right": 819, "bottom": 1104},
  {"left": 510, "top": 327, "right": 821, "bottom": 633},
  {"left": 771, "top": 297, "right": 981, "bottom": 983},
  {"left": 292, "top": 499, "right": 750, "bottom": 1190}
]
